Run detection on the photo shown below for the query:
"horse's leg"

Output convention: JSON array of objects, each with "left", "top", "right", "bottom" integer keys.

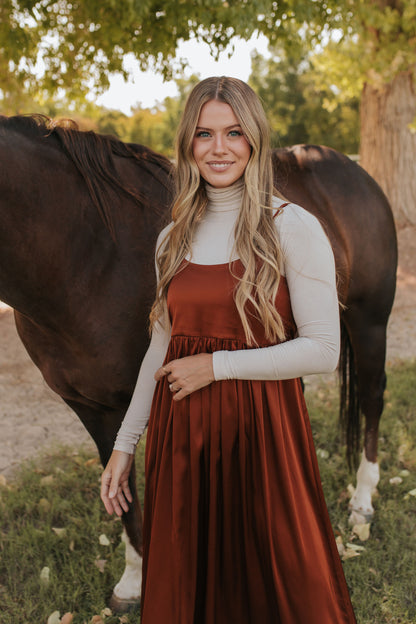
[
  {"left": 65, "top": 400, "right": 143, "bottom": 610},
  {"left": 343, "top": 314, "right": 388, "bottom": 523}
]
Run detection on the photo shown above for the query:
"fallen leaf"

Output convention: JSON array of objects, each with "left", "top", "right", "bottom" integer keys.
[
  {"left": 38, "top": 498, "right": 51, "bottom": 513},
  {"left": 346, "top": 542, "right": 365, "bottom": 551},
  {"left": 85, "top": 457, "right": 100, "bottom": 467},
  {"left": 94, "top": 558, "right": 107, "bottom": 573},
  {"left": 69, "top": 540, "right": 75, "bottom": 552},
  {"left": 316, "top": 449, "right": 330, "bottom": 459},
  {"left": 342, "top": 549, "right": 361, "bottom": 560},
  {"left": 347, "top": 483, "right": 356, "bottom": 497},
  {"left": 118, "top": 617, "right": 129, "bottom": 623},
  {"left": 99, "top": 534, "right": 110, "bottom": 546},
  {"left": 352, "top": 523, "right": 371, "bottom": 541},
  {"left": 40, "top": 566, "right": 50, "bottom": 585},
  {"left": 400, "top": 469, "right": 410, "bottom": 477},
  {"left": 91, "top": 616, "right": 105, "bottom": 624},
  {"left": 0, "top": 475, "right": 7, "bottom": 488},
  {"left": 335, "top": 536, "right": 345, "bottom": 557},
  {"left": 61, "top": 614, "right": 74, "bottom": 624},
  {"left": 47, "top": 611, "right": 61, "bottom": 624},
  {"left": 408, "top": 488, "right": 416, "bottom": 497},
  {"left": 101, "top": 607, "right": 112, "bottom": 617},
  {"left": 389, "top": 476, "right": 403, "bottom": 485},
  {"left": 40, "top": 475, "right": 55, "bottom": 486},
  {"left": 52, "top": 527, "right": 66, "bottom": 538}
]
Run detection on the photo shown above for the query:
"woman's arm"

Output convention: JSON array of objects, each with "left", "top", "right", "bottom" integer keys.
[
  {"left": 113, "top": 320, "right": 171, "bottom": 453},
  {"left": 212, "top": 204, "right": 340, "bottom": 381},
  {"left": 101, "top": 227, "right": 171, "bottom": 515},
  {"left": 101, "top": 321, "right": 170, "bottom": 516}
]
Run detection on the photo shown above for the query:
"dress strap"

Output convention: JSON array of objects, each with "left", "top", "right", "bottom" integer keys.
[{"left": 273, "top": 202, "right": 290, "bottom": 219}]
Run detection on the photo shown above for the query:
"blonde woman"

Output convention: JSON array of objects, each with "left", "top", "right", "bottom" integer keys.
[{"left": 101, "top": 77, "right": 356, "bottom": 623}]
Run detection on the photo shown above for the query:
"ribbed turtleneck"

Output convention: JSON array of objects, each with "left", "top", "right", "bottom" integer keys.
[
  {"left": 189, "top": 179, "right": 244, "bottom": 265},
  {"left": 205, "top": 178, "right": 244, "bottom": 213}
]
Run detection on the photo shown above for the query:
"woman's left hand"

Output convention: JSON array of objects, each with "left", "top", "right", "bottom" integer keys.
[{"left": 155, "top": 353, "right": 214, "bottom": 401}]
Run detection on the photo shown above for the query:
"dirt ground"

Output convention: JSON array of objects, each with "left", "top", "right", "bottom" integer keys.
[{"left": 0, "top": 225, "right": 415, "bottom": 478}]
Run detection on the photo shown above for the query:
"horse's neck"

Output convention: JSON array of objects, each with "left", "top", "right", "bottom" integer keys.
[{"left": 0, "top": 136, "right": 111, "bottom": 321}]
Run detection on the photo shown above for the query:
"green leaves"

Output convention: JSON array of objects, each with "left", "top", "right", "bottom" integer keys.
[{"left": 0, "top": 1, "right": 414, "bottom": 111}]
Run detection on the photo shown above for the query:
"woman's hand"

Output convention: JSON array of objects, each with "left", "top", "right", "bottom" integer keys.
[
  {"left": 100, "top": 450, "right": 135, "bottom": 517},
  {"left": 155, "top": 352, "right": 214, "bottom": 401}
]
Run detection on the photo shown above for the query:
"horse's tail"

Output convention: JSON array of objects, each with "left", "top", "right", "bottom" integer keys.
[{"left": 339, "top": 321, "right": 361, "bottom": 469}]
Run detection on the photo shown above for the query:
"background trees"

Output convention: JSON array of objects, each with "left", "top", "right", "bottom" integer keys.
[
  {"left": 1, "top": 0, "right": 414, "bottom": 223},
  {"left": 248, "top": 48, "right": 360, "bottom": 154}
]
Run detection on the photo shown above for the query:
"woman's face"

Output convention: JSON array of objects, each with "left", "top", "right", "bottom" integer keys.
[{"left": 192, "top": 99, "right": 251, "bottom": 188}]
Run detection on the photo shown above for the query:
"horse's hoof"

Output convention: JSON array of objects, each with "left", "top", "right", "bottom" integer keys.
[
  {"left": 348, "top": 508, "right": 373, "bottom": 525},
  {"left": 109, "top": 593, "right": 141, "bottom": 614}
]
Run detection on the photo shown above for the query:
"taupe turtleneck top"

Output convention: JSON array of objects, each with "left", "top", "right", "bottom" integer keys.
[{"left": 114, "top": 180, "right": 340, "bottom": 454}]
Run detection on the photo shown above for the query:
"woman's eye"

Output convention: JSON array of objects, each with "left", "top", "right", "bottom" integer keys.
[
  {"left": 195, "top": 131, "right": 210, "bottom": 138},
  {"left": 229, "top": 130, "right": 243, "bottom": 137}
]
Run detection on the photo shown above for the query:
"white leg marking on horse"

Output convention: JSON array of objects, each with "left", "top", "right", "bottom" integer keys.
[
  {"left": 113, "top": 529, "right": 142, "bottom": 601},
  {"left": 349, "top": 450, "right": 379, "bottom": 523}
]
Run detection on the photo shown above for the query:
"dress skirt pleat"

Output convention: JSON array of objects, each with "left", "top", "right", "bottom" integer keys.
[{"left": 140, "top": 261, "right": 356, "bottom": 624}]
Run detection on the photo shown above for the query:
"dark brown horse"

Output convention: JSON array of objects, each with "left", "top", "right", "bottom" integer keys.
[{"left": 0, "top": 116, "right": 397, "bottom": 609}]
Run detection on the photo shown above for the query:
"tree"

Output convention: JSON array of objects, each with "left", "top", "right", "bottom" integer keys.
[
  {"left": 248, "top": 49, "right": 360, "bottom": 154},
  {"left": 1, "top": 1, "right": 415, "bottom": 223},
  {"left": 292, "top": 2, "right": 416, "bottom": 226},
  {"left": 0, "top": 0, "right": 276, "bottom": 101}
]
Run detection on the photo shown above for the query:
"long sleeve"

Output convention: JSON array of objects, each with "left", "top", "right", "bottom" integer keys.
[
  {"left": 113, "top": 320, "right": 171, "bottom": 454},
  {"left": 212, "top": 204, "right": 340, "bottom": 381}
]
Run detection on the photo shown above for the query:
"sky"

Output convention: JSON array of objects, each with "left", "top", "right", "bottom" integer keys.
[{"left": 94, "top": 33, "right": 270, "bottom": 114}]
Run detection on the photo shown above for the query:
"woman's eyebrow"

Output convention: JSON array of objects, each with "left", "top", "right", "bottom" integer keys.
[{"left": 195, "top": 124, "right": 243, "bottom": 131}]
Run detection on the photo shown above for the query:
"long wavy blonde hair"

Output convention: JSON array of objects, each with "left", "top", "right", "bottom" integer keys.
[{"left": 150, "top": 76, "right": 287, "bottom": 346}]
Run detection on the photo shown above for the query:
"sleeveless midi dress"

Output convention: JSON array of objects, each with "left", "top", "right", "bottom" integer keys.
[{"left": 140, "top": 259, "right": 356, "bottom": 624}]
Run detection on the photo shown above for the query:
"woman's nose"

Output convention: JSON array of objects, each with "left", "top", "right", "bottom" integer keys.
[{"left": 212, "top": 133, "right": 227, "bottom": 154}]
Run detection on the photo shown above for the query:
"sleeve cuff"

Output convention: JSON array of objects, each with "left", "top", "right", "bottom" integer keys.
[
  {"left": 113, "top": 439, "right": 138, "bottom": 455},
  {"left": 212, "top": 350, "right": 230, "bottom": 380}
]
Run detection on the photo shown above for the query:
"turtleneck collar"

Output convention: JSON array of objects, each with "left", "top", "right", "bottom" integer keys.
[{"left": 205, "top": 178, "right": 244, "bottom": 212}]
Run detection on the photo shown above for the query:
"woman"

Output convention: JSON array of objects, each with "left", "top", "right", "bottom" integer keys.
[{"left": 101, "top": 76, "right": 356, "bottom": 623}]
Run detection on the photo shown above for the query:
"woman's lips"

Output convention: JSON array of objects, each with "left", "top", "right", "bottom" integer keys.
[{"left": 207, "top": 161, "right": 233, "bottom": 171}]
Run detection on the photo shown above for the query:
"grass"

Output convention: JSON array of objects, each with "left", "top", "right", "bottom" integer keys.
[{"left": 0, "top": 360, "right": 415, "bottom": 624}]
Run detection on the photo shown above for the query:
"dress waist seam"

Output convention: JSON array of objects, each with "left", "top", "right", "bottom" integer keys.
[{"left": 169, "top": 333, "right": 272, "bottom": 349}]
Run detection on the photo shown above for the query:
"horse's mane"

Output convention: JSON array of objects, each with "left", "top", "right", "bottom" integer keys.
[{"left": 0, "top": 114, "right": 173, "bottom": 240}]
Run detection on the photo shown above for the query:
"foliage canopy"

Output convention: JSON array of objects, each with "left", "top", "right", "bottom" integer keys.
[{"left": 1, "top": 0, "right": 415, "bottom": 101}]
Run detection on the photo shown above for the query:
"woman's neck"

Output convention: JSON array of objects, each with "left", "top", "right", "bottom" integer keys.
[
  {"left": 205, "top": 178, "right": 244, "bottom": 213},
  {"left": 188, "top": 180, "right": 243, "bottom": 264}
]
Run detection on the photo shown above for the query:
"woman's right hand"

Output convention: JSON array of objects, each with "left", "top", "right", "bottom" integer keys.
[{"left": 100, "top": 450, "right": 135, "bottom": 517}]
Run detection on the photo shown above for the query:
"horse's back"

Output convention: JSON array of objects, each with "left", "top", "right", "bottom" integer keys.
[{"left": 272, "top": 145, "right": 397, "bottom": 311}]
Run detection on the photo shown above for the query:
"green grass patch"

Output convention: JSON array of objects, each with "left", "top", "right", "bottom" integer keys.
[
  {"left": 308, "top": 359, "right": 416, "bottom": 624},
  {"left": 0, "top": 361, "right": 415, "bottom": 623}
]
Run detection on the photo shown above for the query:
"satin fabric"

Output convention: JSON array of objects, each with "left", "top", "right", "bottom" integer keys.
[{"left": 140, "top": 260, "right": 356, "bottom": 624}]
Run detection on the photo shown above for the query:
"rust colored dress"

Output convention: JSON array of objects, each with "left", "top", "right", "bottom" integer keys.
[{"left": 140, "top": 260, "right": 356, "bottom": 624}]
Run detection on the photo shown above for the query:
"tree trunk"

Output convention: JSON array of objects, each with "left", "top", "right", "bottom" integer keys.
[{"left": 359, "top": 70, "right": 416, "bottom": 226}]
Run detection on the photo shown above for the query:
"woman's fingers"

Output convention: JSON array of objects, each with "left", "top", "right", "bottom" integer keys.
[
  {"left": 101, "top": 451, "right": 134, "bottom": 516},
  {"left": 156, "top": 354, "right": 214, "bottom": 401},
  {"left": 100, "top": 471, "right": 116, "bottom": 515},
  {"left": 154, "top": 365, "right": 169, "bottom": 381},
  {"left": 111, "top": 487, "right": 131, "bottom": 517}
]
